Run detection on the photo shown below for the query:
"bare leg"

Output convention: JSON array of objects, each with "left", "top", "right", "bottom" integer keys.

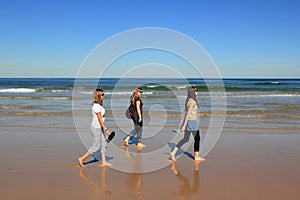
[
  {"left": 170, "top": 146, "right": 178, "bottom": 161},
  {"left": 124, "top": 135, "right": 130, "bottom": 146},
  {"left": 98, "top": 152, "right": 112, "bottom": 167},
  {"left": 78, "top": 152, "right": 91, "bottom": 167}
]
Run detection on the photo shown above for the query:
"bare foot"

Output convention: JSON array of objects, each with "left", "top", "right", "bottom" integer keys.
[
  {"left": 194, "top": 157, "right": 206, "bottom": 162},
  {"left": 169, "top": 153, "right": 176, "bottom": 161},
  {"left": 78, "top": 157, "right": 85, "bottom": 167},
  {"left": 124, "top": 139, "right": 129, "bottom": 146},
  {"left": 137, "top": 142, "right": 146, "bottom": 148},
  {"left": 98, "top": 162, "right": 112, "bottom": 167}
]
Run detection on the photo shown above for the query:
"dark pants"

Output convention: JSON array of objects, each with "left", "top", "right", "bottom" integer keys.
[{"left": 176, "top": 130, "right": 200, "bottom": 152}]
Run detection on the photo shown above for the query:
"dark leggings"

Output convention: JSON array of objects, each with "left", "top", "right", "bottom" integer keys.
[{"left": 176, "top": 130, "right": 200, "bottom": 152}]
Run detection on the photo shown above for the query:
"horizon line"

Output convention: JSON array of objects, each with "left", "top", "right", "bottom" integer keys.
[{"left": 0, "top": 77, "right": 300, "bottom": 79}]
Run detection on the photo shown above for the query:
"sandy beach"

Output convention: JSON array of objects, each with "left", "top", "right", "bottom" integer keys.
[
  {"left": 1, "top": 78, "right": 299, "bottom": 199},
  {"left": 1, "top": 0, "right": 300, "bottom": 197},
  {"left": 1, "top": 126, "right": 299, "bottom": 200}
]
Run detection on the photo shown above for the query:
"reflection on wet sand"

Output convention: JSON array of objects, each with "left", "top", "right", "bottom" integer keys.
[
  {"left": 124, "top": 146, "right": 143, "bottom": 198},
  {"left": 78, "top": 146, "right": 204, "bottom": 199},
  {"left": 170, "top": 160, "right": 204, "bottom": 199},
  {"left": 78, "top": 146, "right": 145, "bottom": 198},
  {"left": 79, "top": 166, "right": 112, "bottom": 198}
]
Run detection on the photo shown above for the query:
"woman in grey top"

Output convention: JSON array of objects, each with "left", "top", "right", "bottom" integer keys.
[{"left": 170, "top": 86, "right": 205, "bottom": 162}]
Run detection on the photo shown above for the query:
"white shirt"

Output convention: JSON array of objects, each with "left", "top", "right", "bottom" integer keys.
[{"left": 91, "top": 103, "right": 105, "bottom": 128}]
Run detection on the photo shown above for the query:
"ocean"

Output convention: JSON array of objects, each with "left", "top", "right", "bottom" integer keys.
[{"left": 0, "top": 78, "right": 299, "bottom": 135}]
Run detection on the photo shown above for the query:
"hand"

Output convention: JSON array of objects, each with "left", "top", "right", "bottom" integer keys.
[
  {"left": 138, "top": 117, "right": 142, "bottom": 122},
  {"left": 180, "top": 125, "right": 185, "bottom": 132},
  {"left": 105, "top": 129, "right": 111, "bottom": 136}
]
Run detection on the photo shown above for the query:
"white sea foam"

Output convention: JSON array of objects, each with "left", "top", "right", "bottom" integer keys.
[
  {"left": 49, "top": 89, "right": 70, "bottom": 93},
  {"left": 146, "top": 85, "right": 159, "bottom": 88},
  {"left": 0, "top": 88, "right": 69, "bottom": 93},
  {"left": 78, "top": 91, "right": 93, "bottom": 94},
  {"left": 176, "top": 85, "right": 187, "bottom": 89},
  {"left": 42, "top": 97, "right": 71, "bottom": 100},
  {"left": 0, "top": 88, "right": 36, "bottom": 93}
]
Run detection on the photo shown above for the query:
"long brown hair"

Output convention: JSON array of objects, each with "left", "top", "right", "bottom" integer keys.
[
  {"left": 130, "top": 87, "right": 143, "bottom": 104},
  {"left": 93, "top": 89, "right": 104, "bottom": 106},
  {"left": 185, "top": 86, "right": 199, "bottom": 111}
]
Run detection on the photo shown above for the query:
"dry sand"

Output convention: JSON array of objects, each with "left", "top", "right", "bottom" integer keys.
[{"left": 1, "top": 127, "right": 300, "bottom": 200}]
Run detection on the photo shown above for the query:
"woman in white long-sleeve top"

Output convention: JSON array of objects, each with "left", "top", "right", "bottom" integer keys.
[{"left": 78, "top": 89, "right": 113, "bottom": 167}]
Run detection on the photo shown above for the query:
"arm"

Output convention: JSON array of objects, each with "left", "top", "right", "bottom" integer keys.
[
  {"left": 96, "top": 112, "right": 111, "bottom": 136},
  {"left": 136, "top": 100, "right": 142, "bottom": 122},
  {"left": 180, "top": 104, "right": 193, "bottom": 132}
]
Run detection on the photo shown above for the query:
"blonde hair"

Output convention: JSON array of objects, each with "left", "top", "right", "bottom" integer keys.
[
  {"left": 130, "top": 87, "right": 143, "bottom": 104},
  {"left": 93, "top": 89, "right": 104, "bottom": 105}
]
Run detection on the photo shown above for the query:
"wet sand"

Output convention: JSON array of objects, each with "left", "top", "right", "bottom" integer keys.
[{"left": 1, "top": 127, "right": 300, "bottom": 200}]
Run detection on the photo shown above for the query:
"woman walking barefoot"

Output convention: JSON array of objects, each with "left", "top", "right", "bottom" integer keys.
[
  {"left": 78, "top": 89, "right": 112, "bottom": 167},
  {"left": 124, "top": 87, "right": 146, "bottom": 148},
  {"left": 170, "top": 86, "right": 205, "bottom": 162}
]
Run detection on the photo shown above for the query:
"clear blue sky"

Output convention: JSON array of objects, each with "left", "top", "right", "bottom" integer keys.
[{"left": 0, "top": 0, "right": 299, "bottom": 78}]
